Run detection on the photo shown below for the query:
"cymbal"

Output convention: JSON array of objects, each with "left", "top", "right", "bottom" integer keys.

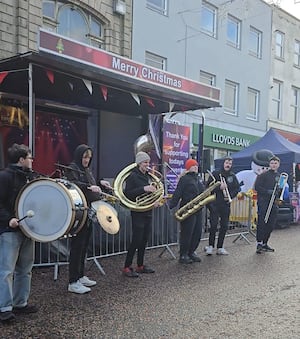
[
  {"left": 91, "top": 200, "right": 117, "bottom": 216},
  {"left": 96, "top": 204, "right": 120, "bottom": 235}
]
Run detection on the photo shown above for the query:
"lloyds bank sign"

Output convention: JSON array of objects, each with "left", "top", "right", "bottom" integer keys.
[{"left": 193, "top": 125, "right": 260, "bottom": 151}]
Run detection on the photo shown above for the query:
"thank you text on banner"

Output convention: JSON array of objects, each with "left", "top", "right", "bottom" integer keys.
[{"left": 162, "top": 121, "right": 190, "bottom": 194}]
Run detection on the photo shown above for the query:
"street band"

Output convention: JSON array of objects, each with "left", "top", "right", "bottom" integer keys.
[{"left": 0, "top": 143, "right": 289, "bottom": 323}]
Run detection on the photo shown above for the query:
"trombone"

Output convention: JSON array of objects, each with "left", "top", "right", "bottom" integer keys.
[
  {"left": 264, "top": 172, "right": 289, "bottom": 223},
  {"left": 219, "top": 175, "right": 232, "bottom": 203}
]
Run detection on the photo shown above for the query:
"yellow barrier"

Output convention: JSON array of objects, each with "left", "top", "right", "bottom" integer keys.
[{"left": 229, "top": 190, "right": 257, "bottom": 230}]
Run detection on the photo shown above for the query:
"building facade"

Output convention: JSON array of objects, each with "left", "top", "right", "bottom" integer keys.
[
  {"left": 268, "top": 5, "right": 300, "bottom": 140},
  {"left": 132, "top": 0, "right": 273, "bottom": 166}
]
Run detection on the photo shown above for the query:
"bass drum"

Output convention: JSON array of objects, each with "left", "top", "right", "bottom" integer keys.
[{"left": 16, "top": 178, "right": 88, "bottom": 242}]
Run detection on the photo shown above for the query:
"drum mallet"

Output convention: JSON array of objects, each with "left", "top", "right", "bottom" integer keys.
[{"left": 18, "top": 210, "right": 35, "bottom": 222}]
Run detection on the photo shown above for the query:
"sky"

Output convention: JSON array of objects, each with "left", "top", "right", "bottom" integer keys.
[{"left": 266, "top": 0, "right": 300, "bottom": 19}]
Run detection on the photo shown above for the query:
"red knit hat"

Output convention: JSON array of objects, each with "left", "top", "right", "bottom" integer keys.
[{"left": 185, "top": 159, "right": 198, "bottom": 170}]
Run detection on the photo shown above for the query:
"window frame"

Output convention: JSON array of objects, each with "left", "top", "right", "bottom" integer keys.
[
  {"left": 201, "top": 1, "right": 217, "bottom": 38},
  {"left": 275, "top": 30, "right": 285, "bottom": 60},
  {"left": 291, "top": 86, "right": 300, "bottom": 124},
  {"left": 145, "top": 51, "right": 167, "bottom": 70},
  {"left": 249, "top": 26, "right": 262, "bottom": 59},
  {"left": 146, "top": 0, "right": 168, "bottom": 16},
  {"left": 294, "top": 40, "right": 300, "bottom": 67},
  {"left": 247, "top": 87, "right": 260, "bottom": 121},
  {"left": 224, "top": 79, "right": 239, "bottom": 116},
  {"left": 42, "top": 0, "right": 104, "bottom": 49},
  {"left": 271, "top": 79, "right": 283, "bottom": 120},
  {"left": 227, "top": 14, "right": 241, "bottom": 49}
]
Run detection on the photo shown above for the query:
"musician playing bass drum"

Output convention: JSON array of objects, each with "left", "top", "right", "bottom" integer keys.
[
  {"left": 205, "top": 156, "right": 240, "bottom": 256},
  {"left": 254, "top": 155, "right": 282, "bottom": 254},
  {"left": 169, "top": 159, "right": 205, "bottom": 264}
]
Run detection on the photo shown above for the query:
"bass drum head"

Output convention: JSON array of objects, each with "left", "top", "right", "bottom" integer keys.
[{"left": 16, "top": 178, "right": 86, "bottom": 242}]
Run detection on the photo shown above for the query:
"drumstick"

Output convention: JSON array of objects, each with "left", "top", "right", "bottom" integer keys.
[{"left": 18, "top": 210, "right": 35, "bottom": 222}]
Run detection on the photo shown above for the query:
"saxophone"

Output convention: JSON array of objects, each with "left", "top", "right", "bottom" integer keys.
[{"left": 175, "top": 180, "right": 221, "bottom": 221}]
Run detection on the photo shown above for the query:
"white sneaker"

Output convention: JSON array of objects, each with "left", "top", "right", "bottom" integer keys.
[
  {"left": 79, "top": 276, "right": 97, "bottom": 287},
  {"left": 205, "top": 245, "right": 213, "bottom": 255},
  {"left": 216, "top": 248, "right": 229, "bottom": 255},
  {"left": 68, "top": 281, "right": 91, "bottom": 294}
]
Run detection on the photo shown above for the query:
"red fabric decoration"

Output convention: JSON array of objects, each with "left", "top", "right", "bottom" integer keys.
[
  {"left": 46, "top": 70, "right": 55, "bottom": 84},
  {"left": 0, "top": 71, "right": 8, "bottom": 84},
  {"left": 100, "top": 86, "right": 108, "bottom": 101}
]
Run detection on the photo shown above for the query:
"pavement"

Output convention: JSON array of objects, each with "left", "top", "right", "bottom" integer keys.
[{"left": 1, "top": 224, "right": 300, "bottom": 339}]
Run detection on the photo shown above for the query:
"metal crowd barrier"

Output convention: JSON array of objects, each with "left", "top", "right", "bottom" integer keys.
[{"left": 34, "top": 196, "right": 256, "bottom": 279}]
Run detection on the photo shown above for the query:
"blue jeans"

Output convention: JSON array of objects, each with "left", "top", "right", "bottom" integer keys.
[{"left": 0, "top": 231, "right": 34, "bottom": 312}]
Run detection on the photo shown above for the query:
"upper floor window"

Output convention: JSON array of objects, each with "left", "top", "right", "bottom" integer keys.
[
  {"left": 249, "top": 26, "right": 262, "bottom": 59},
  {"left": 291, "top": 87, "right": 300, "bottom": 124},
  {"left": 224, "top": 80, "right": 239, "bottom": 116},
  {"left": 201, "top": 2, "right": 217, "bottom": 38},
  {"left": 200, "top": 70, "right": 216, "bottom": 86},
  {"left": 146, "top": 0, "right": 168, "bottom": 15},
  {"left": 275, "top": 31, "right": 284, "bottom": 60},
  {"left": 294, "top": 40, "right": 300, "bottom": 67},
  {"left": 42, "top": 1, "right": 104, "bottom": 48},
  {"left": 145, "top": 51, "right": 167, "bottom": 70},
  {"left": 227, "top": 15, "right": 241, "bottom": 49},
  {"left": 247, "top": 88, "right": 260, "bottom": 121},
  {"left": 271, "top": 79, "right": 282, "bottom": 120}
]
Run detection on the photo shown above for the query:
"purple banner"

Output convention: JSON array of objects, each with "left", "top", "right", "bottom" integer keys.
[{"left": 162, "top": 121, "right": 190, "bottom": 194}]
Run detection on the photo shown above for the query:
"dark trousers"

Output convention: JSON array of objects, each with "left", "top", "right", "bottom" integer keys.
[
  {"left": 209, "top": 203, "right": 230, "bottom": 248},
  {"left": 69, "top": 220, "right": 92, "bottom": 283},
  {"left": 257, "top": 205, "right": 277, "bottom": 244},
  {"left": 124, "top": 213, "right": 152, "bottom": 268},
  {"left": 180, "top": 210, "right": 203, "bottom": 256}
]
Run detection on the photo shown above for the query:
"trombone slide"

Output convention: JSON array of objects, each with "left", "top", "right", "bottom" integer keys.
[{"left": 264, "top": 172, "right": 288, "bottom": 223}]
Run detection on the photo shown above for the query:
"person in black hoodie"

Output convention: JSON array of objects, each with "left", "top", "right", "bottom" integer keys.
[
  {"left": 0, "top": 144, "right": 38, "bottom": 323},
  {"left": 169, "top": 158, "right": 205, "bottom": 264},
  {"left": 122, "top": 151, "right": 157, "bottom": 277},
  {"left": 254, "top": 155, "right": 281, "bottom": 254},
  {"left": 65, "top": 144, "right": 111, "bottom": 293},
  {"left": 205, "top": 156, "right": 240, "bottom": 256}
]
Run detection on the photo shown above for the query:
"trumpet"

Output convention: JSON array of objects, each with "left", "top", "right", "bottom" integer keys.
[{"left": 220, "top": 175, "right": 232, "bottom": 203}]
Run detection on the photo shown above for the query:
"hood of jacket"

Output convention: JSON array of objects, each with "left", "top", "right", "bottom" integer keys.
[{"left": 73, "top": 144, "right": 92, "bottom": 169}]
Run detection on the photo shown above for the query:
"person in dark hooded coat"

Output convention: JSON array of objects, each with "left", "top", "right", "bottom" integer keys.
[{"left": 65, "top": 144, "right": 111, "bottom": 294}]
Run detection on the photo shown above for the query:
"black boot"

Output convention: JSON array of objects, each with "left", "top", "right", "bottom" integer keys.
[
  {"left": 179, "top": 254, "right": 193, "bottom": 264},
  {"left": 189, "top": 252, "right": 201, "bottom": 262}
]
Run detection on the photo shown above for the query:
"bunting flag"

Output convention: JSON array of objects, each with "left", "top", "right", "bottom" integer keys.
[
  {"left": 0, "top": 71, "right": 8, "bottom": 84},
  {"left": 145, "top": 97, "right": 155, "bottom": 107},
  {"left": 169, "top": 102, "right": 175, "bottom": 112},
  {"left": 46, "top": 70, "right": 55, "bottom": 84},
  {"left": 68, "top": 82, "right": 74, "bottom": 91},
  {"left": 131, "top": 92, "right": 140, "bottom": 105},
  {"left": 100, "top": 85, "right": 108, "bottom": 101},
  {"left": 83, "top": 79, "right": 92, "bottom": 94}
]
